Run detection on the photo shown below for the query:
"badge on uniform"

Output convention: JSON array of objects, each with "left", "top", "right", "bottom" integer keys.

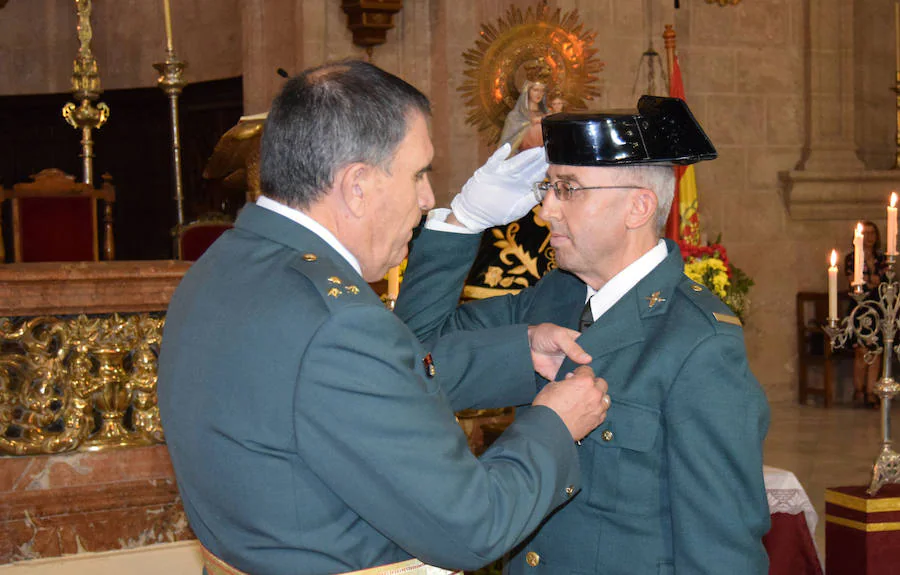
[{"left": 423, "top": 353, "right": 436, "bottom": 378}]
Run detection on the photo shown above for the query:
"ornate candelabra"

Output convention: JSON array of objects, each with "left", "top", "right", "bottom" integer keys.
[
  {"left": 824, "top": 256, "right": 900, "bottom": 495},
  {"left": 62, "top": 0, "right": 109, "bottom": 186},
  {"left": 154, "top": 0, "right": 187, "bottom": 257}
]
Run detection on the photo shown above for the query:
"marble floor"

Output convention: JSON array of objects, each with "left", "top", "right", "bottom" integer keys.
[{"left": 763, "top": 399, "right": 892, "bottom": 557}]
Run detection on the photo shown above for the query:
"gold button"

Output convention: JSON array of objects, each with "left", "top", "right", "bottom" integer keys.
[
  {"left": 691, "top": 284, "right": 702, "bottom": 292},
  {"left": 328, "top": 276, "right": 342, "bottom": 284},
  {"left": 565, "top": 485, "right": 575, "bottom": 497},
  {"left": 525, "top": 551, "right": 540, "bottom": 567},
  {"left": 303, "top": 253, "right": 317, "bottom": 262},
  {"left": 601, "top": 429, "right": 614, "bottom": 442}
]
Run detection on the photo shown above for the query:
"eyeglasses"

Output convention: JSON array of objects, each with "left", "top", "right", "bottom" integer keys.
[{"left": 533, "top": 181, "right": 647, "bottom": 202}]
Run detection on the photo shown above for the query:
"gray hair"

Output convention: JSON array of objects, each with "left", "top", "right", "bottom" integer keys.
[
  {"left": 259, "top": 60, "right": 431, "bottom": 208},
  {"left": 611, "top": 165, "right": 676, "bottom": 234}
]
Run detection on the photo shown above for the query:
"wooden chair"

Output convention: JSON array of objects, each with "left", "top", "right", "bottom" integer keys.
[
  {"left": 796, "top": 291, "right": 852, "bottom": 407},
  {"left": 177, "top": 214, "right": 233, "bottom": 261},
  {"left": 1, "top": 169, "right": 115, "bottom": 262}
]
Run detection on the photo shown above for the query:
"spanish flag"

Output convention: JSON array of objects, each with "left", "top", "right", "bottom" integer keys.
[{"left": 665, "top": 54, "right": 701, "bottom": 245}]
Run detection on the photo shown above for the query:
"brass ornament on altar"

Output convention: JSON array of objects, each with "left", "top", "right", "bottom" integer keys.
[
  {"left": 459, "top": 2, "right": 604, "bottom": 146},
  {"left": 0, "top": 313, "right": 166, "bottom": 455},
  {"left": 63, "top": 0, "right": 109, "bottom": 186}
]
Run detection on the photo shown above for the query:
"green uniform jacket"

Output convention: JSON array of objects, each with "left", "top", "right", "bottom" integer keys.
[
  {"left": 395, "top": 230, "right": 771, "bottom": 575},
  {"left": 157, "top": 203, "right": 583, "bottom": 575}
]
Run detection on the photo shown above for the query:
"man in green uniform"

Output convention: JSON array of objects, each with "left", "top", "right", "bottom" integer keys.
[
  {"left": 158, "top": 61, "right": 612, "bottom": 575},
  {"left": 396, "top": 96, "right": 771, "bottom": 574}
]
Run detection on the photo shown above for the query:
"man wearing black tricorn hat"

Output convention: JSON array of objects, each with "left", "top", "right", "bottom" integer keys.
[{"left": 396, "top": 96, "right": 771, "bottom": 574}]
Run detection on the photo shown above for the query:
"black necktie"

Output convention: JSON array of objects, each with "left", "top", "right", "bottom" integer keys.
[{"left": 579, "top": 299, "right": 594, "bottom": 332}]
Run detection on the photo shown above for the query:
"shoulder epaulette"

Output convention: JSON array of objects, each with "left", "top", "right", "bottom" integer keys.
[
  {"left": 677, "top": 278, "right": 743, "bottom": 331},
  {"left": 288, "top": 251, "right": 365, "bottom": 309}
]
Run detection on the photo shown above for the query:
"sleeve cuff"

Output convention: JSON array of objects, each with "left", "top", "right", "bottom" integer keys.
[{"left": 425, "top": 208, "right": 480, "bottom": 234}]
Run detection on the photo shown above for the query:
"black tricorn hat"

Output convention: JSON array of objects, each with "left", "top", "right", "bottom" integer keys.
[{"left": 541, "top": 96, "right": 717, "bottom": 166}]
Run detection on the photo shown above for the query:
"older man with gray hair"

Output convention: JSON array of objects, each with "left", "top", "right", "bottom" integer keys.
[
  {"left": 158, "top": 60, "right": 613, "bottom": 575},
  {"left": 397, "top": 96, "right": 771, "bottom": 574}
]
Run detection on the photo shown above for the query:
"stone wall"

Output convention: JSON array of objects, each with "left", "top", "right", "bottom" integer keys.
[
  {"left": 2, "top": 0, "right": 898, "bottom": 402},
  {"left": 0, "top": 0, "right": 241, "bottom": 94}
]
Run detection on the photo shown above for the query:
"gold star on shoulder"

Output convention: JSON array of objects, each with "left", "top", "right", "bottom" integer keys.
[{"left": 645, "top": 291, "right": 666, "bottom": 309}]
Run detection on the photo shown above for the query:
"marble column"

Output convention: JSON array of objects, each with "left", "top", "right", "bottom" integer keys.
[
  {"left": 241, "top": 0, "right": 303, "bottom": 115},
  {"left": 799, "top": 0, "right": 863, "bottom": 172}
]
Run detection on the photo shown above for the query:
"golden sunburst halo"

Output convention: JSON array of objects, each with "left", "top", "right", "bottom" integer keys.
[{"left": 459, "top": 3, "right": 604, "bottom": 146}]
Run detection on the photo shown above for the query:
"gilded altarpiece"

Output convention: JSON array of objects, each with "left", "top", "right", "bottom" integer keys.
[
  {"left": 1, "top": 313, "right": 165, "bottom": 456},
  {"left": 458, "top": 3, "right": 602, "bottom": 299}
]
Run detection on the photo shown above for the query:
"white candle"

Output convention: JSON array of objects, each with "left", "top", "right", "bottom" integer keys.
[
  {"left": 163, "top": 0, "right": 174, "bottom": 53},
  {"left": 854, "top": 222, "right": 864, "bottom": 286},
  {"left": 387, "top": 266, "right": 400, "bottom": 301},
  {"left": 889, "top": 192, "right": 898, "bottom": 255},
  {"left": 828, "top": 250, "right": 838, "bottom": 320}
]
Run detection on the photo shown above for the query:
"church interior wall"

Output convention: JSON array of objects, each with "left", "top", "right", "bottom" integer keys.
[
  {"left": 0, "top": 0, "right": 241, "bottom": 96},
  {"left": 1, "top": 0, "right": 893, "bottom": 404}
]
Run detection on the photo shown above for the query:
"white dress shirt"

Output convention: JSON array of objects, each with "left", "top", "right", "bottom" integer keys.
[
  {"left": 256, "top": 195, "right": 362, "bottom": 276},
  {"left": 584, "top": 240, "right": 668, "bottom": 321}
]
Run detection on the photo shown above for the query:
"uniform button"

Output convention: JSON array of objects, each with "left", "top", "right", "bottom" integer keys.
[
  {"left": 526, "top": 551, "right": 540, "bottom": 567},
  {"left": 601, "top": 429, "right": 614, "bottom": 442},
  {"left": 691, "top": 284, "right": 702, "bottom": 292},
  {"left": 303, "top": 253, "right": 317, "bottom": 262},
  {"left": 565, "top": 485, "right": 575, "bottom": 497}
]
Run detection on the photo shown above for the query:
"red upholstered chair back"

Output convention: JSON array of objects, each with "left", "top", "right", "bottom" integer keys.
[
  {"left": 178, "top": 217, "right": 233, "bottom": 261},
  {"left": 3, "top": 169, "right": 116, "bottom": 263}
]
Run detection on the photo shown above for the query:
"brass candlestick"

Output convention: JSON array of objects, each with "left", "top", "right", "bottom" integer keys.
[
  {"left": 824, "top": 254, "right": 900, "bottom": 495},
  {"left": 154, "top": 47, "right": 187, "bottom": 257},
  {"left": 62, "top": 0, "right": 109, "bottom": 186}
]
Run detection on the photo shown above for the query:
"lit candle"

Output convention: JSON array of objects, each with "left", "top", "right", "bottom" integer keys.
[
  {"left": 163, "top": 0, "right": 174, "bottom": 53},
  {"left": 854, "top": 222, "right": 864, "bottom": 286},
  {"left": 889, "top": 192, "right": 898, "bottom": 255},
  {"left": 387, "top": 266, "right": 400, "bottom": 301},
  {"left": 828, "top": 250, "right": 838, "bottom": 320}
]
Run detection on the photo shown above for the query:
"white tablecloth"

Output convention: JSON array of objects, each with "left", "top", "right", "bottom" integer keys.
[{"left": 764, "top": 464, "right": 821, "bottom": 564}]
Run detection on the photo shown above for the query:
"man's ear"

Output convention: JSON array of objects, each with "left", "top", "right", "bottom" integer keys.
[
  {"left": 625, "top": 188, "right": 658, "bottom": 230},
  {"left": 335, "top": 162, "right": 370, "bottom": 218}
]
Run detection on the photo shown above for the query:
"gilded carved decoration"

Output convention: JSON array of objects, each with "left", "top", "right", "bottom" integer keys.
[
  {"left": 0, "top": 313, "right": 165, "bottom": 455},
  {"left": 459, "top": 2, "right": 604, "bottom": 146}
]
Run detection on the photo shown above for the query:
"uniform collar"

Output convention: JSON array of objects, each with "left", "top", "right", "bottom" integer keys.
[
  {"left": 255, "top": 195, "right": 362, "bottom": 276},
  {"left": 234, "top": 202, "right": 363, "bottom": 281},
  {"left": 565, "top": 239, "right": 684, "bottom": 366},
  {"left": 585, "top": 239, "right": 668, "bottom": 321}
]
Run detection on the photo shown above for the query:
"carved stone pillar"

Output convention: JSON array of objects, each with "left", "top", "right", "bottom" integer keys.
[
  {"left": 241, "top": 0, "right": 302, "bottom": 115},
  {"left": 782, "top": 0, "right": 900, "bottom": 220},
  {"left": 800, "top": 0, "right": 862, "bottom": 171}
]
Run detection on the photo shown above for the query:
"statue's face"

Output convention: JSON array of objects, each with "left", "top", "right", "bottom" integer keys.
[{"left": 529, "top": 83, "right": 546, "bottom": 105}]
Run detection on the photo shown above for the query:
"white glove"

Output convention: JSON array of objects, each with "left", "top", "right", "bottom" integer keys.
[{"left": 450, "top": 144, "right": 549, "bottom": 232}]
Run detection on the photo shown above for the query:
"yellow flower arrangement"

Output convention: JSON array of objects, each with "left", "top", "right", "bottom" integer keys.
[
  {"left": 679, "top": 237, "right": 753, "bottom": 322},
  {"left": 683, "top": 258, "right": 730, "bottom": 299}
]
